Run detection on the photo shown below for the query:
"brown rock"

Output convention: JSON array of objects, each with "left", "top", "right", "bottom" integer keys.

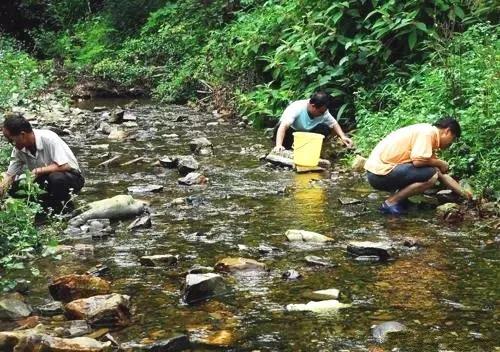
[
  {"left": 214, "top": 257, "right": 266, "bottom": 273},
  {"left": 64, "top": 293, "right": 131, "bottom": 328},
  {"left": 49, "top": 275, "right": 111, "bottom": 303}
]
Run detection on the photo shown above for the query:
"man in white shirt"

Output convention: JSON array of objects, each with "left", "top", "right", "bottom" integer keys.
[
  {"left": 0, "top": 113, "right": 84, "bottom": 212},
  {"left": 273, "top": 91, "right": 353, "bottom": 152}
]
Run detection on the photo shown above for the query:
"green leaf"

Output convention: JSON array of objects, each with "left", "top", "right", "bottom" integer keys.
[
  {"left": 415, "top": 22, "right": 427, "bottom": 32},
  {"left": 454, "top": 5, "right": 465, "bottom": 19},
  {"left": 408, "top": 30, "right": 417, "bottom": 50}
]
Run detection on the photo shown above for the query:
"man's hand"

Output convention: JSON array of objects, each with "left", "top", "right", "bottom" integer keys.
[
  {"left": 272, "top": 145, "right": 285, "bottom": 154},
  {"left": 341, "top": 136, "right": 354, "bottom": 149},
  {"left": 438, "top": 160, "right": 449, "bottom": 174},
  {"left": 462, "top": 190, "right": 473, "bottom": 200}
]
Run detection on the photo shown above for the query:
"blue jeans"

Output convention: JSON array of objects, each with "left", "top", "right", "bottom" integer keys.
[{"left": 366, "top": 163, "right": 436, "bottom": 192}]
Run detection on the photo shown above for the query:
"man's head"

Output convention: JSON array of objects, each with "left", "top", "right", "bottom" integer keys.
[
  {"left": 434, "top": 116, "right": 461, "bottom": 149},
  {"left": 2, "top": 112, "right": 34, "bottom": 150},
  {"left": 308, "top": 91, "right": 332, "bottom": 117}
]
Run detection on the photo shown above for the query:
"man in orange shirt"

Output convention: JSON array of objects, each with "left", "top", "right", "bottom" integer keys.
[{"left": 365, "top": 117, "right": 472, "bottom": 215}]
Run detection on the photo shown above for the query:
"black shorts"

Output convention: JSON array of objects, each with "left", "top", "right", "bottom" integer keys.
[{"left": 366, "top": 163, "right": 436, "bottom": 192}]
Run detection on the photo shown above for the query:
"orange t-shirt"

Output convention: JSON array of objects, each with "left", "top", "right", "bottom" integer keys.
[{"left": 364, "top": 123, "right": 441, "bottom": 175}]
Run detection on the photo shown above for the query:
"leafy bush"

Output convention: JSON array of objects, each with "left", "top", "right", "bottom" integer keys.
[
  {"left": 0, "top": 36, "right": 52, "bottom": 108},
  {"left": 354, "top": 23, "right": 499, "bottom": 196}
]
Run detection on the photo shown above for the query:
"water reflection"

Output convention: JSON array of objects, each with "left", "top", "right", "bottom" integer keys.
[{"left": 291, "top": 173, "right": 327, "bottom": 224}]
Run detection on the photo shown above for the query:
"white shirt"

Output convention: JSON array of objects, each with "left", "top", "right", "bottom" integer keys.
[
  {"left": 279, "top": 99, "right": 338, "bottom": 131},
  {"left": 7, "top": 129, "right": 80, "bottom": 176}
]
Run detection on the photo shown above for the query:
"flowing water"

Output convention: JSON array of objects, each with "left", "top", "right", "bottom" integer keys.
[{"left": 6, "top": 100, "right": 499, "bottom": 351}]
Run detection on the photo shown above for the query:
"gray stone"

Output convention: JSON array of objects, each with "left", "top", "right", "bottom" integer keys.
[
  {"left": 304, "top": 255, "right": 335, "bottom": 267},
  {"left": 37, "top": 301, "right": 64, "bottom": 317},
  {"left": 109, "top": 108, "right": 124, "bottom": 124},
  {"left": 436, "top": 189, "right": 460, "bottom": 204},
  {"left": 372, "top": 321, "right": 407, "bottom": 343},
  {"left": 347, "top": 241, "right": 394, "bottom": 261},
  {"left": 189, "top": 137, "right": 213, "bottom": 155},
  {"left": 285, "top": 229, "right": 333, "bottom": 243},
  {"left": 144, "top": 334, "right": 191, "bottom": 352},
  {"left": 187, "top": 265, "right": 214, "bottom": 274},
  {"left": 68, "top": 320, "right": 93, "bottom": 337},
  {"left": 98, "top": 121, "right": 112, "bottom": 134},
  {"left": 308, "top": 288, "right": 340, "bottom": 300},
  {"left": 93, "top": 106, "right": 107, "bottom": 112},
  {"left": 178, "top": 172, "right": 207, "bottom": 186},
  {"left": 436, "top": 202, "right": 463, "bottom": 222},
  {"left": 159, "top": 156, "right": 179, "bottom": 168},
  {"left": 0, "top": 296, "right": 32, "bottom": 320},
  {"left": 177, "top": 156, "right": 199, "bottom": 176},
  {"left": 140, "top": 255, "right": 178, "bottom": 267},
  {"left": 128, "top": 214, "right": 152, "bottom": 230},
  {"left": 286, "top": 299, "right": 350, "bottom": 312},
  {"left": 182, "top": 273, "right": 227, "bottom": 304},
  {"left": 127, "top": 185, "right": 164, "bottom": 194},
  {"left": 338, "top": 197, "right": 362, "bottom": 205},
  {"left": 123, "top": 112, "right": 137, "bottom": 121},
  {"left": 85, "top": 264, "right": 110, "bottom": 277},
  {"left": 354, "top": 255, "right": 381, "bottom": 262},
  {"left": 281, "top": 270, "right": 302, "bottom": 280}
]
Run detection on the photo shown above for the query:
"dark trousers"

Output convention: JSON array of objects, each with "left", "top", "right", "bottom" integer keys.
[
  {"left": 9, "top": 171, "right": 85, "bottom": 212},
  {"left": 366, "top": 163, "right": 436, "bottom": 192},
  {"left": 272, "top": 123, "right": 330, "bottom": 150}
]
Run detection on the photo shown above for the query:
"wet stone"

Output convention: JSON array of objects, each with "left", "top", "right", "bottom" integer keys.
[
  {"left": 258, "top": 244, "right": 279, "bottom": 254},
  {"left": 372, "top": 321, "right": 407, "bottom": 343},
  {"left": 140, "top": 255, "right": 178, "bottom": 267},
  {"left": 128, "top": 214, "right": 152, "bottom": 230},
  {"left": 37, "top": 301, "right": 64, "bottom": 317},
  {"left": 0, "top": 296, "right": 32, "bottom": 320},
  {"left": 304, "top": 255, "right": 335, "bottom": 267},
  {"left": 286, "top": 300, "right": 351, "bottom": 312},
  {"left": 354, "top": 255, "right": 381, "bottom": 262},
  {"left": 308, "top": 288, "right": 340, "bottom": 300},
  {"left": 123, "top": 111, "right": 137, "bottom": 121},
  {"left": 85, "top": 264, "right": 110, "bottom": 277},
  {"left": 159, "top": 156, "right": 179, "bottom": 168},
  {"left": 178, "top": 172, "right": 207, "bottom": 186},
  {"left": 127, "top": 185, "right": 164, "bottom": 194},
  {"left": 285, "top": 229, "right": 333, "bottom": 243},
  {"left": 436, "top": 189, "right": 460, "bottom": 204},
  {"left": 189, "top": 137, "right": 213, "bottom": 155},
  {"left": 93, "top": 106, "right": 107, "bottom": 112},
  {"left": 109, "top": 108, "right": 125, "bottom": 123},
  {"left": 338, "top": 197, "right": 362, "bottom": 205},
  {"left": 214, "top": 257, "right": 267, "bottom": 273},
  {"left": 144, "top": 334, "right": 191, "bottom": 352},
  {"left": 68, "top": 320, "right": 93, "bottom": 337},
  {"left": 182, "top": 273, "right": 227, "bottom": 304},
  {"left": 49, "top": 274, "right": 111, "bottom": 303},
  {"left": 347, "top": 241, "right": 394, "bottom": 261},
  {"left": 177, "top": 156, "right": 199, "bottom": 176},
  {"left": 282, "top": 270, "right": 302, "bottom": 280},
  {"left": 436, "top": 203, "right": 463, "bottom": 222},
  {"left": 187, "top": 265, "right": 214, "bottom": 274}
]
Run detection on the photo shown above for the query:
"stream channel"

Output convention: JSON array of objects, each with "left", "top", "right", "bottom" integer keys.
[{"left": 4, "top": 99, "right": 499, "bottom": 351}]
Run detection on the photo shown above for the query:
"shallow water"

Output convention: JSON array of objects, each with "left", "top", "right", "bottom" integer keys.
[{"left": 7, "top": 101, "right": 499, "bottom": 351}]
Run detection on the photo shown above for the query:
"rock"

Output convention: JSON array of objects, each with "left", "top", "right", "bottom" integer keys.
[
  {"left": 187, "top": 265, "right": 214, "bottom": 274},
  {"left": 159, "top": 156, "right": 179, "bottom": 168},
  {"left": 182, "top": 274, "right": 227, "bottom": 304},
  {"left": 127, "top": 185, "right": 164, "bottom": 194},
  {"left": 354, "top": 255, "right": 382, "bottom": 262},
  {"left": 480, "top": 201, "right": 499, "bottom": 216},
  {"left": 109, "top": 108, "right": 124, "bottom": 124},
  {"left": 98, "top": 122, "right": 112, "bottom": 134},
  {"left": 90, "top": 144, "right": 110, "bottom": 151},
  {"left": 140, "top": 255, "right": 178, "bottom": 267},
  {"left": 318, "top": 158, "right": 331, "bottom": 169},
  {"left": 351, "top": 155, "right": 366, "bottom": 171},
  {"left": 178, "top": 172, "right": 207, "bottom": 186},
  {"left": 214, "top": 257, "right": 266, "bottom": 273},
  {"left": 83, "top": 219, "right": 114, "bottom": 239},
  {"left": 436, "top": 189, "right": 460, "bottom": 204},
  {"left": 68, "top": 320, "right": 93, "bottom": 337},
  {"left": 206, "top": 122, "right": 218, "bottom": 127},
  {"left": 93, "top": 106, "right": 107, "bottom": 112},
  {"left": 86, "top": 265, "right": 110, "bottom": 277},
  {"left": 123, "top": 121, "right": 138, "bottom": 128},
  {"left": 131, "top": 334, "right": 191, "bottom": 352},
  {"left": 338, "top": 197, "right": 362, "bottom": 205},
  {"left": 372, "top": 321, "right": 407, "bottom": 343},
  {"left": 12, "top": 279, "right": 30, "bottom": 294},
  {"left": 189, "top": 137, "right": 213, "bottom": 155},
  {"left": 177, "top": 156, "right": 199, "bottom": 176},
  {"left": 49, "top": 274, "right": 111, "bottom": 303},
  {"left": 64, "top": 293, "right": 131, "bottom": 328},
  {"left": 0, "top": 330, "right": 111, "bottom": 352},
  {"left": 286, "top": 299, "right": 351, "bottom": 312},
  {"left": 108, "top": 128, "right": 127, "bottom": 140},
  {"left": 0, "top": 296, "right": 32, "bottom": 320},
  {"left": 304, "top": 255, "right": 334, "bottom": 267},
  {"left": 308, "top": 289, "right": 340, "bottom": 300},
  {"left": 36, "top": 301, "right": 64, "bottom": 317},
  {"left": 347, "top": 241, "right": 394, "bottom": 261},
  {"left": 70, "top": 195, "right": 148, "bottom": 227},
  {"left": 281, "top": 270, "right": 302, "bottom": 280},
  {"left": 436, "top": 203, "right": 463, "bottom": 222},
  {"left": 123, "top": 112, "right": 136, "bottom": 121},
  {"left": 128, "top": 214, "right": 152, "bottom": 230},
  {"left": 285, "top": 229, "right": 333, "bottom": 243},
  {"left": 257, "top": 244, "right": 279, "bottom": 254}
]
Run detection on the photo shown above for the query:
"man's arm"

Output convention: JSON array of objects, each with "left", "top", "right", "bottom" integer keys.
[
  {"left": 436, "top": 169, "right": 473, "bottom": 199},
  {"left": 32, "top": 162, "right": 71, "bottom": 177},
  {"left": 274, "top": 122, "right": 291, "bottom": 152},
  {"left": 413, "top": 158, "right": 449, "bottom": 173},
  {"left": 330, "top": 124, "right": 353, "bottom": 148}
]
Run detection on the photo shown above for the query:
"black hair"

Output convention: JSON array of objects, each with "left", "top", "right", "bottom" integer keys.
[
  {"left": 434, "top": 116, "right": 461, "bottom": 138},
  {"left": 309, "top": 91, "right": 332, "bottom": 108},
  {"left": 2, "top": 112, "right": 33, "bottom": 135}
]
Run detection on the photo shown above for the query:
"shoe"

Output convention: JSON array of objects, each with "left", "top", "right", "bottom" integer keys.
[{"left": 379, "top": 201, "right": 405, "bottom": 216}]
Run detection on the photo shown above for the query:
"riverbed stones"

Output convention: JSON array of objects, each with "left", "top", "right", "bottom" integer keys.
[
  {"left": 304, "top": 255, "right": 335, "bottom": 267},
  {"left": 128, "top": 214, "right": 152, "bottom": 230},
  {"left": 346, "top": 241, "right": 394, "bottom": 261},
  {"left": 182, "top": 273, "right": 227, "bottom": 304},
  {"left": 109, "top": 108, "right": 124, "bottom": 124},
  {"left": 36, "top": 301, "right": 64, "bottom": 317},
  {"left": 64, "top": 293, "right": 131, "bottom": 328},
  {"left": 214, "top": 257, "right": 266, "bottom": 273},
  {"left": 281, "top": 269, "right": 302, "bottom": 280},
  {"left": 189, "top": 137, "right": 213, "bottom": 155},
  {"left": 436, "top": 189, "right": 460, "bottom": 204},
  {"left": 93, "top": 106, "right": 107, "bottom": 112},
  {"left": 308, "top": 288, "right": 340, "bottom": 300},
  {"left": 177, "top": 156, "right": 199, "bottom": 176},
  {"left": 108, "top": 128, "right": 127, "bottom": 140},
  {"left": 286, "top": 300, "right": 351, "bottom": 312},
  {"left": 70, "top": 195, "right": 148, "bottom": 227},
  {"left": 140, "top": 254, "right": 178, "bottom": 267},
  {"left": 338, "top": 197, "right": 362, "bottom": 205},
  {"left": 49, "top": 274, "right": 111, "bottom": 303},
  {"left": 121, "top": 334, "right": 191, "bottom": 352},
  {"left": 0, "top": 330, "right": 112, "bottom": 352},
  {"left": 159, "top": 156, "right": 178, "bottom": 168},
  {"left": 351, "top": 155, "right": 366, "bottom": 171},
  {"left": 372, "top": 321, "right": 407, "bottom": 343},
  {"left": 285, "top": 229, "right": 333, "bottom": 243},
  {"left": 127, "top": 184, "right": 164, "bottom": 194},
  {"left": 436, "top": 202, "right": 463, "bottom": 222},
  {"left": 0, "top": 295, "right": 32, "bottom": 320},
  {"left": 178, "top": 172, "right": 207, "bottom": 186}
]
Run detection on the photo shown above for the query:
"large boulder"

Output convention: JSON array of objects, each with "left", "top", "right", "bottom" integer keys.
[
  {"left": 182, "top": 274, "right": 227, "bottom": 304},
  {"left": 70, "top": 195, "right": 148, "bottom": 227},
  {"left": 49, "top": 274, "right": 111, "bottom": 303},
  {"left": 0, "top": 295, "right": 32, "bottom": 320},
  {"left": 0, "top": 330, "right": 111, "bottom": 352},
  {"left": 214, "top": 257, "right": 266, "bottom": 273},
  {"left": 285, "top": 229, "right": 333, "bottom": 243},
  {"left": 177, "top": 156, "right": 199, "bottom": 176},
  {"left": 64, "top": 293, "right": 131, "bottom": 328}
]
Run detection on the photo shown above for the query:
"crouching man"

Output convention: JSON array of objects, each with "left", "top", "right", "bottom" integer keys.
[
  {"left": 364, "top": 117, "right": 472, "bottom": 215},
  {"left": 0, "top": 112, "right": 84, "bottom": 213}
]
